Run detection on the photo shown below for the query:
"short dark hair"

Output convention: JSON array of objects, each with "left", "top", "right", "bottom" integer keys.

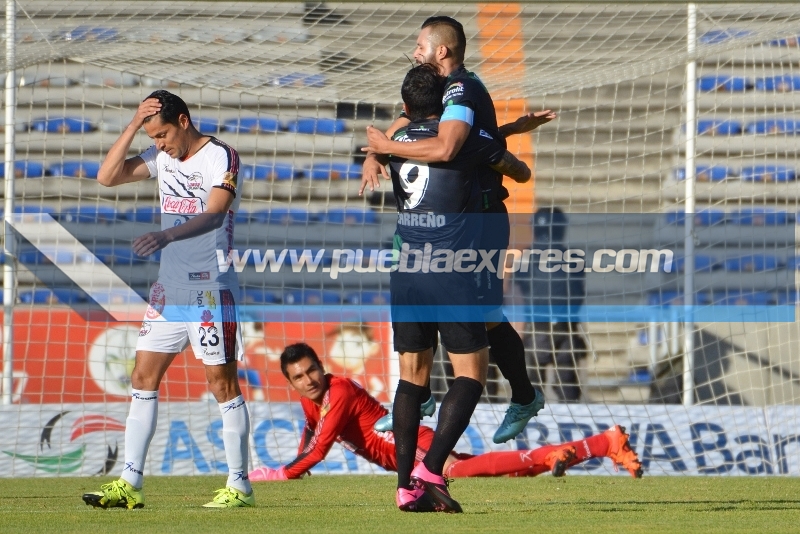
[
  {"left": 421, "top": 16, "right": 466, "bottom": 62},
  {"left": 401, "top": 63, "right": 447, "bottom": 122},
  {"left": 280, "top": 342, "right": 324, "bottom": 378},
  {"left": 143, "top": 90, "right": 191, "bottom": 127}
]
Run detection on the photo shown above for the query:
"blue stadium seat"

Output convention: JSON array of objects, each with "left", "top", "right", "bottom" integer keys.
[
  {"left": 697, "top": 75, "right": 752, "bottom": 93},
  {"left": 60, "top": 206, "right": 118, "bottom": 224},
  {"left": 729, "top": 208, "right": 791, "bottom": 226},
  {"left": 307, "top": 163, "right": 361, "bottom": 180},
  {"left": 29, "top": 116, "right": 94, "bottom": 133},
  {"left": 647, "top": 291, "right": 712, "bottom": 306},
  {"left": 51, "top": 26, "right": 118, "bottom": 42},
  {"left": 673, "top": 255, "right": 718, "bottom": 273},
  {"left": 711, "top": 291, "right": 774, "bottom": 306},
  {"left": 723, "top": 255, "right": 780, "bottom": 272},
  {"left": 665, "top": 210, "right": 726, "bottom": 226},
  {"left": 234, "top": 210, "right": 251, "bottom": 223},
  {"left": 754, "top": 75, "right": 800, "bottom": 92},
  {"left": 0, "top": 161, "right": 46, "bottom": 178},
  {"left": 768, "top": 35, "right": 800, "bottom": 47},
  {"left": 91, "top": 246, "right": 146, "bottom": 265},
  {"left": 241, "top": 163, "right": 297, "bottom": 180},
  {"left": 5, "top": 206, "right": 55, "bottom": 217},
  {"left": 287, "top": 118, "right": 346, "bottom": 135},
  {"left": 674, "top": 165, "right": 733, "bottom": 182},
  {"left": 241, "top": 288, "right": 283, "bottom": 304},
  {"left": 777, "top": 290, "right": 799, "bottom": 305},
  {"left": 18, "top": 288, "right": 87, "bottom": 304},
  {"left": 224, "top": 117, "right": 282, "bottom": 133},
  {"left": 696, "top": 119, "right": 742, "bottom": 136},
  {"left": 49, "top": 161, "right": 101, "bottom": 179},
  {"left": 192, "top": 117, "right": 221, "bottom": 134},
  {"left": 270, "top": 73, "right": 326, "bottom": 88},
  {"left": 699, "top": 29, "right": 754, "bottom": 45},
  {"left": 324, "top": 208, "right": 378, "bottom": 225},
  {"left": 787, "top": 256, "right": 800, "bottom": 270},
  {"left": 744, "top": 119, "right": 800, "bottom": 135},
  {"left": 124, "top": 206, "right": 161, "bottom": 224},
  {"left": 251, "top": 208, "right": 316, "bottom": 224},
  {"left": 17, "top": 248, "right": 74, "bottom": 265},
  {"left": 283, "top": 289, "right": 341, "bottom": 305},
  {"left": 345, "top": 290, "right": 390, "bottom": 305},
  {"left": 741, "top": 165, "right": 796, "bottom": 182}
]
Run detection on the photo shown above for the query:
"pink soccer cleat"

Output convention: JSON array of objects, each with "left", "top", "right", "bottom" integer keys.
[
  {"left": 396, "top": 486, "right": 437, "bottom": 512},
  {"left": 410, "top": 462, "right": 463, "bottom": 513}
]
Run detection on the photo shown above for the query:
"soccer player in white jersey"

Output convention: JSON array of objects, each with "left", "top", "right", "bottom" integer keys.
[{"left": 82, "top": 90, "right": 254, "bottom": 509}]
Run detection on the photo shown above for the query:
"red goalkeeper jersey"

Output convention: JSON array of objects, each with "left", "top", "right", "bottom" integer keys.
[{"left": 283, "top": 374, "right": 433, "bottom": 479}]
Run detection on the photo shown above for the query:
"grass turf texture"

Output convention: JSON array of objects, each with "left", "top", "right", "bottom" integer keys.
[{"left": 2, "top": 475, "right": 800, "bottom": 533}]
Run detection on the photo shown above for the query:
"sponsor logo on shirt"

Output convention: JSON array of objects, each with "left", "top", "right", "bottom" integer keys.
[
  {"left": 205, "top": 290, "right": 217, "bottom": 309},
  {"left": 185, "top": 172, "right": 204, "bottom": 190},
  {"left": 145, "top": 282, "right": 165, "bottom": 319},
  {"left": 163, "top": 195, "right": 200, "bottom": 214},
  {"left": 479, "top": 129, "right": 494, "bottom": 140},
  {"left": 139, "top": 321, "right": 151, "bottom": 337},
  {"left": 189, "top": 272, "right": 211, "bottom": 281},
  {"left": 442, "top": 82, "right": 464, "bottom": 102},
  {"left": 200, "top": 309, "right": 214, "bottom": 327}
]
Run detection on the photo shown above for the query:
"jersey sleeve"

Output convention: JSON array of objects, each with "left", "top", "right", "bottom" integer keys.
[
  {"left": 441, "top": 80, "right": 476, "bottom": 126},
  {"left": 282, "top": 382, "right": 354, "bottom": 479},
  {"left": 457, "top": 128, "right": 507, "bottom": 166},
  {"left": 210, "top": 142, "right": 240, "bottom": 198},
  {"left": 137, "top": 145, "right": 159, "bottom": 179}
]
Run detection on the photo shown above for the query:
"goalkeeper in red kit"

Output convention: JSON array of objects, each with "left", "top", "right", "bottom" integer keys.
[{"left": 249, "top": 343, "right": 642, "bottom": 496}]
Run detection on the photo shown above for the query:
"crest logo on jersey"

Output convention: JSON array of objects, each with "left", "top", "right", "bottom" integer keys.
[
  {"left": 185, "top": 172, "right": 204, "bottom": 190},
  {"left": 222, "top": 171, "right": 238, "bottom": 190},
  {"left": 397, "top": 161, "right": 430, "bottom": 210},
  {"left": 162, "top": 195, "right": 200, "bottom": 214}
]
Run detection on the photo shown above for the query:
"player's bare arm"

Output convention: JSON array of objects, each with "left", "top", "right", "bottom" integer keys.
[
  {"left": 132, "top": 187, "right": 234, "bottom": 257},
  {"left": 97, "top": 98, "right": 162, "bottom": 187},
  {"left": 359, "top": 116, "right": 411, "bottom": 195},
  {"left": 498, "top": 110, "right": 557, "bottom": 138},
  {"left": 491, "top": 151, "right": 531, "bottom": 184},
  {"left": 363, "top": 119, "right": 470, "bottom": 163}
]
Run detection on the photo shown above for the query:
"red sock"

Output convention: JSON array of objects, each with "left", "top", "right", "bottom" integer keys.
[
  {"left": 565, "top": 433, "right": 609, "bottom": 465},
  {"left": 446, "top": 447, "right": 558, "bottom": 478}
]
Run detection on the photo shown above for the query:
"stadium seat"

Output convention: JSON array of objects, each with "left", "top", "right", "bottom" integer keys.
[
  {"left": 776, "top": 290, "right": 799, "bottom": 305},
  {"left": 647, "top": 291, "right": 712, "bottom": 306},
  {"left": 50, "top": 26, "right": 118, "bottom": 42},
  {"left": 283, "top": 289, "right": 341, "bottom": 305},
  {"left": 18, "top": 288, "right": 88, "bottom": 305},
  {"left": 241, "top": 163, "right": 297, "bottom": 180},
  {"left": 744, "top": 119, "right": 800, "bottom": 135},
  {"left": 768, "top": 35, "right": 800, "bottom": 47},
  {"left": 787, "top": 256, "right": 800, "bottom": 270},
  {"left": 754, "top": 75, "right": 800, "bottom": 92},
  {"left": 124, "top": 206, "right": 161, "bottom": 224},
  {"left": 81, "top": 72, "right": 141, "bottom": 88},
  {"left": 60, "top": 206, "right": 118, "bottom": 224},
  {"left": 17, "top": 248, "right": 74, "bottom": 265},
  {"left": 29, "top": 117, "right": 94, "bottom": 133},
  {"left": 234, "top": 210, "right": 251, "bottom": 223},
  {"left": 270, "top": 73, "right": 326, "bottom": 88},
  {"left": 224, "top": 117, "right": 282, "bottom": 134},
  {"left": 711, "top": 291, "right": 774, "bottom": 306},
  {"left": 49, "top": 161, "right": 101, "bottom": 179},
  {"left": 251, "top": 208, "right": 316, "bottom": 224},
  {"left": 673, "top": 255, "right": 718, "bottom": 273},
  {"left": 729, "top": 208, "right": 792, "bottom": 226},
  {"left": 345, "top": 290, "right": 390, "bottom": 305},
  {"left": 699, "top": 29, "right": 754, "bottom": 44},
  {"left": 723, "top": 254, "right": 780, "bottom": 272},
  {"left": 665, "top": 210, "right": 726, "bottom": 226},
  {"left": 241, "top": 288, "right": 283, "bottom": 304},
  {"left": 674, "top": 165, "right": 732, "bottom": 182},
  {"left": 287, "top": 118, "right": 346, "bottom": 135},
  {"left": 192, "top": 117, "right": 221, "bottom": 134},
  {"left": 697, "top": 75, "right": 752, "bottom": 92},
  {"left": 741, "top": 165, "right": 796, "bottom": 182},
  {"left": 323, "top": 208, "right": 378, "bottom": 225},
  {"left": 91, "top": 246, "right": 146, "bottom": 266},
  {"left": 696, "top": 119, "right": 742, "bottom": 136},
  {"left": 307, "top": 163, "right": 361, "bottom": 180},
  {"left": 0, "top": 161, "right": 46, "bottom": 178},
  {"left": 90, "top": 289, "right": 147, "bottom": 304}
]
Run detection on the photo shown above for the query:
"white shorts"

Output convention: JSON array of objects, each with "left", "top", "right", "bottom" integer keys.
[{"left": 136, "top": 282, "right": 244, "bottom": 365}]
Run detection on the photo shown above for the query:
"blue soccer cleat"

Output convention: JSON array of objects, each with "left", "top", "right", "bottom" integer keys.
[
  {"left": 492, "top": 389, "right": 546, "bottom": 444},
  {"left": 374, "top": 395, "right": 436, "bottom": 432}
]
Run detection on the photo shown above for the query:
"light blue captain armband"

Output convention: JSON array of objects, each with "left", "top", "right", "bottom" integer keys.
[{"left": 440, "top": 104, "right": 474, "bottom": 125}]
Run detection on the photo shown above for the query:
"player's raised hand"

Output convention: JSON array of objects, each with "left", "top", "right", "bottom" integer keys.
[
  {"left": 362, "top": 125, "right": 391, "bottom": 155},
  {"left": 500, "top": 110, "right": 557, "bottom": 137},
  {"left": 130, "top": 98, "right": 162, "bottom": 130},
  {"left": 249, "top": 466, "right": 289, "bottom": 482},
  {"left": 132, "top": 231, "right": 171, "bottom": 257},
  {"left": 359, "top": 154, "right": 390, "bottom": 195}
]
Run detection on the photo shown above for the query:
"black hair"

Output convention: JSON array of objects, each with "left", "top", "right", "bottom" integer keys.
[
  {"left": 421, "top": 16, "right": 467, "bottom": 59},
  {"left": 143, "top": 90, "right": 191, "bottom": 127},
  {"left": 401, "top": 63, "right": 447, "bottom": 122},
  {"left": 280, "top": 342, "right": 324, "bottom": 378},
  {"left": 533, "top": 206, "right": 568, "bottom": 243}
]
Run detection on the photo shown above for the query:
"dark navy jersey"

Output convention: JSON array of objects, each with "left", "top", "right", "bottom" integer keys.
[
  {"left": 389, "top": 118, "right": 505, "bottom": 250},
  {"left": 440, "top": 65, "right": 508, "bottom": 209}
]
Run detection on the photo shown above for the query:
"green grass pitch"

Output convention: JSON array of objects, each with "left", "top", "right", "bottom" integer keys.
[{"left": 2, "top": 475, "right": 800, "bottom": 533}]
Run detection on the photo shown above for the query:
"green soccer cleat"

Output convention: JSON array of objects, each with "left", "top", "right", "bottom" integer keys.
[
  {"left": 202, "top": 487, "right": 255, "bottom": 508},
  {"left": 492, "top": 389, "right": 546, "bottom": 444},
  {"left": 82, "top": 479, "right": 145, "bottom": 510},
  {"left": 374, "top": 395, "right": 437, "bottom": 432}
]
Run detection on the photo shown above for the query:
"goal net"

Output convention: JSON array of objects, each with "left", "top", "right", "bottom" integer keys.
[{"left": 2, "top": 1, "right": 800, "bottom": 478}]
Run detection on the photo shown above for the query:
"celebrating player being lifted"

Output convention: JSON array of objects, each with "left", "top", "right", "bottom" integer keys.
[
  {"left": 249, "top": 344, "right": 642, "bottom": 493},
  {"left": 82, "top": 91, "right": 254, "bottom": 509},
  {"left": 362, "top": 16, "right": 557, "bottom": 444}
]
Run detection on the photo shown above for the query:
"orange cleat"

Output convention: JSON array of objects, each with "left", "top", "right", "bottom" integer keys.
[
  {"left": 604, "top": 425, "right": 643, "bottom": 478},
  {"left": 544, "top": 446, "right": 577, "bottom": 477}
]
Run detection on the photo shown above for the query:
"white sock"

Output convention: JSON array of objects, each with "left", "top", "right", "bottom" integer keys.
[
  {"left": 219, "top": 395, "right": 252, "bottom": 494},
  {"left": 120, "top": 389, "right": 158, "bottom": 489}
]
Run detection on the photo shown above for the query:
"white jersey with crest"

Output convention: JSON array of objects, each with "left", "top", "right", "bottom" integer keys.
[{"left": 139, "top": 137, "right": 240, "bottom": 290}]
